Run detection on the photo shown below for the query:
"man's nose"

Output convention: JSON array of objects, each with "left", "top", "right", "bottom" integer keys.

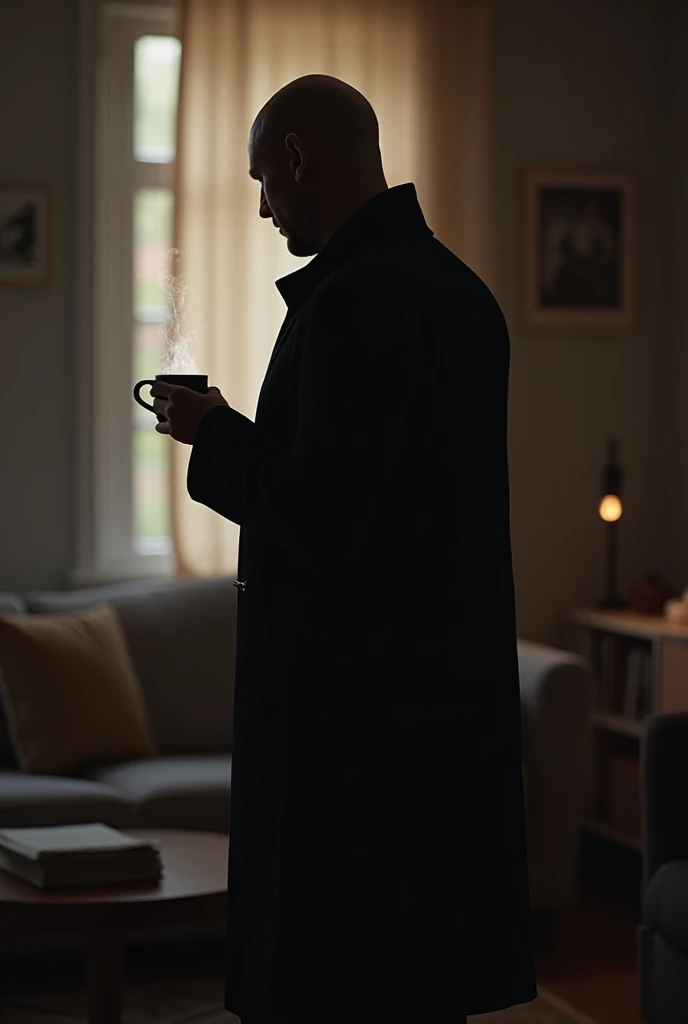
[{"left": 259, "top": 187, "right": 271, "bottom": 219}]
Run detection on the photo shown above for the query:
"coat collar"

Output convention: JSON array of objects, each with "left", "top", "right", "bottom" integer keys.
[{"left": 274, "top": 182, "right": 433, "bottom": 311}]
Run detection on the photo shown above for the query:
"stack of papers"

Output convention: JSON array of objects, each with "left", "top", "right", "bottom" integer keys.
[{"left": 0, "top": 823, "right": 163, "bottom": 890}]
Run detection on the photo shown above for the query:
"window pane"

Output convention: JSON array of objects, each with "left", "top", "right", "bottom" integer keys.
[
  {"left": 133, "top": 324, "right": 170, "bottom": 555},
  {"left": 134, "top": 325, "right": 170, "bottom": 552},
  {"left": 134, "top": 424, "right": 171, "bottom": 555},
  {"left": 134, "top": 188, "right": 173, "bottom": 321},
  {"left": 134, "top": 35, "right": 181, "bottom": 163},
  {"left": 133, "top": 321, "right": 165, "bottom": 389},
  {"left": 131, "top": 36, "right": 179, "bottom": 559}
]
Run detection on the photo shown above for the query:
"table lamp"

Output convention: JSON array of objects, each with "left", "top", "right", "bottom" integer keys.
[{"left": 598, "top": 438, "right": 626, "bottom": 609}]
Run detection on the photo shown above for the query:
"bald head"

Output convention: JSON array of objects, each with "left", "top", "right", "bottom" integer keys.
[
  {"left": 251, "top": 75, "right": 381, "bottom": 167},
  {"left": 248, "top": 75, "right": 388, "bottom": 257}
]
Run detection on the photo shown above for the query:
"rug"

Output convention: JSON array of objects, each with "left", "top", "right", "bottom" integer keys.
[{"left": 0, "top": 978, "right": 600, "bottom": 1024}]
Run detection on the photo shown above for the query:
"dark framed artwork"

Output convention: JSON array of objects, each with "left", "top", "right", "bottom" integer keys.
[
  {"left": 520, "top": 168, "right": 636, "bottom": 329},
  {"left": 0, "top": 182, "right": 54, "bottom": 289}
]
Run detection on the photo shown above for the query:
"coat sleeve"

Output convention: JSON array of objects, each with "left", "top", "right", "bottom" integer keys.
[{"left": 186, "top": 276, "right": 426, "bottom": 564}]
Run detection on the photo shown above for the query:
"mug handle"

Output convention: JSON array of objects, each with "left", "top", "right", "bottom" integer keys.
[{"left": 133, "top": 379, "right": 156, "bottom": 413}]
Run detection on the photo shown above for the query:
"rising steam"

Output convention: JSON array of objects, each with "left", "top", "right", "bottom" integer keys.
[{"left": 158, "top": 249, "right": 201, "bottom": 375}]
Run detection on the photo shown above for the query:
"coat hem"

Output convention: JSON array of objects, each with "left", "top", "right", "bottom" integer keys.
[
  {"left": 225, "top": 983, "right": 540, "bottom": 1021},
  {"left": 464, "top": 983, "right": 539, "bottom": 1016}
]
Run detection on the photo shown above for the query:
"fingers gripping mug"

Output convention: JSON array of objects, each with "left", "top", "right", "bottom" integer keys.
[{"left": 133, "top": 374, "right": 209, "bottom": 422}]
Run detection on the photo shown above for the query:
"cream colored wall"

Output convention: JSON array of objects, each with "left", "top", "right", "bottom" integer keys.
[{"left": 493, "top": 0, "right": 674, "bottom": 644}]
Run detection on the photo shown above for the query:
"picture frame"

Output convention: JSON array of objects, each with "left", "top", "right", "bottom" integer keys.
[
  {"left": 0, "top": 182, "right": 54, "bottom": 289},
  {"left": 520, "top": 167, "right": 636, "bottom": 330}
]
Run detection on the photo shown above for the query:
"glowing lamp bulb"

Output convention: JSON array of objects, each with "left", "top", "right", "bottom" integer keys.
[{"left": 599, "top": 494, "right": 622, "bottom": 523}]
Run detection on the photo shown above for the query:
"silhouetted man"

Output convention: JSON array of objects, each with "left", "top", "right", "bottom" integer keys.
[{"left": 153, "top": 74, "right": 537, "bottom": 1024}]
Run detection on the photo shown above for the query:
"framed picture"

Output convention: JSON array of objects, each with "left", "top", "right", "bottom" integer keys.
[
  {"left": 520, "top": 167, "right": 636, "bottom": 330},
  {"left": 0, "top": 182, "right": 53, "bottom": 289}
]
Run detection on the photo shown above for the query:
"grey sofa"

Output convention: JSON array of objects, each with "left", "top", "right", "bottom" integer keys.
[
  {"left": 638, "top": 711, "right": 688, "bottom": 1024},
  {"left": 0, "top": 575, "right": 592, "bottom": 951}
]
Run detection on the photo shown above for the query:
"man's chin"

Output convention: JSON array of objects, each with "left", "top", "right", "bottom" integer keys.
[{"left": 285, "top": 235, "right": 316, "bottom": 258}]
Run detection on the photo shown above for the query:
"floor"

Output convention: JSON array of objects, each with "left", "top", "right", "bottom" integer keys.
[
  {"left": 535, "top": 835, "right": 644, "bottom": 1024},
  {"left": 0, "top": 836, "right": 645, "bottom": 1024}
]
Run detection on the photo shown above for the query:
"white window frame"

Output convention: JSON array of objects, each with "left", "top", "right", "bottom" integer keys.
[{"left": 71, "top": 0, "right": 178, "bottom": 586}]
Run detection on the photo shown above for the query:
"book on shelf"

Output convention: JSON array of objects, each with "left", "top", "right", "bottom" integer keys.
[
  {"left": 622, "top": 647, "right": 643, "bottom": 719},
  {"left": 608, "top": 754, "right": 641, "bottom": 840},
  {"left": 0, "top": 823, "right": 163, "bottom": 890},
  {"left": 599, "top": 634, "right": 625, "bottom": 712},
  {"left": 599, "top": 635, "right": 614, "bottom": 709},
  {"left": 638, "top": 649, "right": 653, "bottom": 717},
  {"left": 626, "top": 647, "right": 653, "bottom": 719},
  {"left": 598, "top": 636, "right": 653, "bottom": 720}
]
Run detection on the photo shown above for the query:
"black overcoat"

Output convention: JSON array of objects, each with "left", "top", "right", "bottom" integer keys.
[{"left": 187, "top": 183, "right": 538, "bottom": 1023}]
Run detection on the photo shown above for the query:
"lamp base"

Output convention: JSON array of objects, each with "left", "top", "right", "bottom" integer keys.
[{"left": 598, "top": 597, "right": 627, "bottom": 610}]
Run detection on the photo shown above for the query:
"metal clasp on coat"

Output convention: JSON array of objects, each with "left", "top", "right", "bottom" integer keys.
[{"left": 233, "top": 580, "right": 247, "bottom": 592}]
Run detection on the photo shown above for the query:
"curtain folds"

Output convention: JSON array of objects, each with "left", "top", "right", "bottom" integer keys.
[{"left": 171, "top": 0, "right": 494, "bottom": 578}]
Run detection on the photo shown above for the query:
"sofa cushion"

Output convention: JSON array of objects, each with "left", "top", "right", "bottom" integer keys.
[
  {"left": 0, "top": 595, "right": 26, "bottom": 769},
  {"left": 0, "top": 604, "right": 158, "bottom": 775},
  {"left": 81, "top": 754, "right": 232, "bottom": 832},
  {"left": 0, "top": 770, "right": 137, "bottom": 829},
  {"left": 645, "top": 859, "right": 688, "bottom": 953},
  {"left": 25, "top": 577, "right": 237, "bottom": 756}
]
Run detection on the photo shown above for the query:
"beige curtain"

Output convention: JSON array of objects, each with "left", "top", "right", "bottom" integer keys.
[{"left": 171, "top": 0, "right": 494, "bottom": 578}]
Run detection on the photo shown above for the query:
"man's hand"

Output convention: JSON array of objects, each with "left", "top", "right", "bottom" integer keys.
[{"left": 152, "top": 382, "right": 229, "bottom": 445}]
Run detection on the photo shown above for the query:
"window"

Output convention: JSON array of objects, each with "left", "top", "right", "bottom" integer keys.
[
  {"left": 74, "top": 2, "right": 180, "bottom": 584},
  {"left": 132, "top": 35, "right": 181, "bottom": 555}
]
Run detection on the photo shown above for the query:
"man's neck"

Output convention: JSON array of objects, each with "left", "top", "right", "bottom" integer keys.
[{"left": 316, "top": 179, "right": 389, "bottom": 251}]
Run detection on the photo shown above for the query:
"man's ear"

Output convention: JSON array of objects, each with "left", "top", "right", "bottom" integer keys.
[{"left": 285, "top": 133, "right": 307, "bottom": 183}]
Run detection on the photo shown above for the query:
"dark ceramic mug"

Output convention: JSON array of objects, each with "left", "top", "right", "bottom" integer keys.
[{"left": 133, "top": 374, "right": 209, "bottom": 415}]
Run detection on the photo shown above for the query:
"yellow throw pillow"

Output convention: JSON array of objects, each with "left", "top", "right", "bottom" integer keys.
[{"left": 0, "top": 603, "right": 158, "bottom": 775}]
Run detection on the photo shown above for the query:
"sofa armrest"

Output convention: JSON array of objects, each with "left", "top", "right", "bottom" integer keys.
[
  {"left": 641, "top": 711, "right": 688, "bottom": 893},
  {"left": 518, "top": 640, "right": 593, "bottom": 909}
]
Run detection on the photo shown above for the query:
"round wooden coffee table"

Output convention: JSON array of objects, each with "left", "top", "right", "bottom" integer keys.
[{"left": 0, "top": 829, "right": 228, "bottom": 1024}]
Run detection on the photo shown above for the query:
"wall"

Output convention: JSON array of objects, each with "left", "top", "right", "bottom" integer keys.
[
  {"left": 0, "top": 0, "right": 682, "bottom": 640},
  {"left": 493, "top": 0, "right": 673, "bottom": 644},
  {"left": 668, "top": 0, "right": 688, "bottom": 593},
  {"left": 0, "top": 0, "right": 77, "bottom": 592}
]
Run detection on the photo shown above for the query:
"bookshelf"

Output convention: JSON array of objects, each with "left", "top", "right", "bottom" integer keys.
[{"left": 564, "top": 608, "right": 688, "bottom": 854}]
